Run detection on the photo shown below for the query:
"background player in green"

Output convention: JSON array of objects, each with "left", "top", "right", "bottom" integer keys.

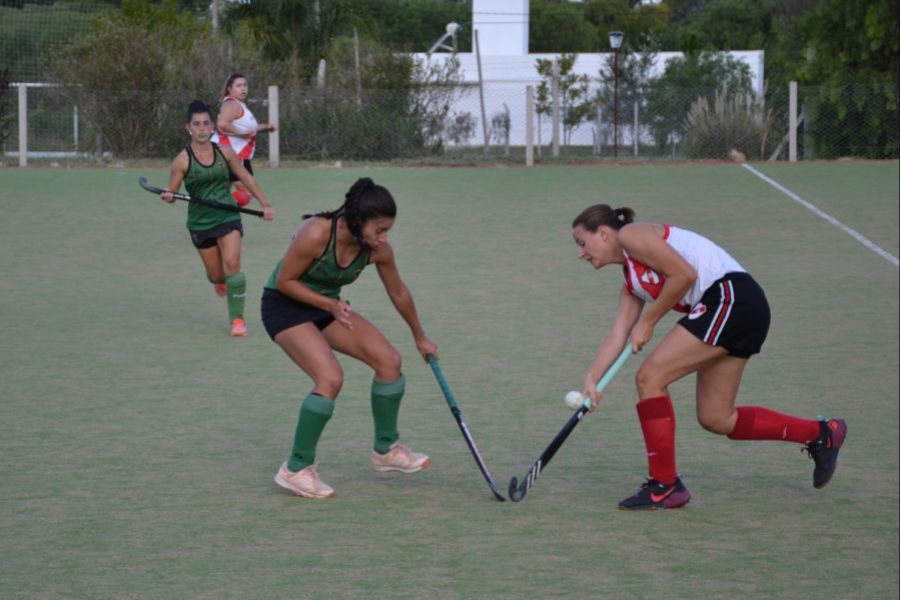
[
  {"left": 262, "top": 177, "right": 438, "bottom": 499},
  {"left": 161, "top": 100, "right": 275, "bottom": 336}
]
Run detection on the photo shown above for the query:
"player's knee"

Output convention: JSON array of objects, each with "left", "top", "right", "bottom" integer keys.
[
  {"left": 223, "top": 259, "right": 241, "bottom": 275},
  {"left": 697, "top": 411, "right": 731, "bottom": 435},
  {"left": 374, "top": 347, "right": 402, "bottom": 381},
  {"left": 634, "top": 364, "right": 663, "bottom": 396},
  {"left": 315, "top": 369, "right": 344, "bottom": 399}
]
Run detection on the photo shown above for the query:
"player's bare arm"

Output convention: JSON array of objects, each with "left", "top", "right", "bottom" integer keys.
[
  {"left": 583, "top": 285, "right": 643, "bottom": 405},
  {"left": 161, "top": 150, "right": 189, "bottom": 202},
  {"left": 619, "top": 223, "right": 697, "bottom": 350},
  {"left": 373, "top": 243, "right": 437, "bottom": 360}
]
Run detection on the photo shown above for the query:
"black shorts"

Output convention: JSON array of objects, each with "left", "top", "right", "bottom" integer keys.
[
  {"left": 678, "top": 272, "right": 770, "bottom": 359},
  {"left": 189, "top": 220, "right": 243, "bottom": 249},
  {"left": 261, "top": 287, "right": 335, "bottom": 340},
  {"left": 228, "top": 159, "right": 253, "bottom": 182}
]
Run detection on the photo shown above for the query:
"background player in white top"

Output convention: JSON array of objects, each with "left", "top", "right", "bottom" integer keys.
[
  {"left": 571, "top": 203, "right": 847, "bottom": 510},
  {"left": 211, "top": 73, "right": 276, "bottom": 208}
]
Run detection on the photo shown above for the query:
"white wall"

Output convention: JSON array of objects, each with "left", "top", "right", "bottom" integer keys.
[
  {"left": 472, "top": 0, "right": 529, "bottom": 55},
  {"left": 414, "top": 51, "right": 766, "bottom": 147}
]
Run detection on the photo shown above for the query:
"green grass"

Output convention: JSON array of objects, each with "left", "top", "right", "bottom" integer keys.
[{"left": 1, "top": 161, "right": 897, "bottom": 598}]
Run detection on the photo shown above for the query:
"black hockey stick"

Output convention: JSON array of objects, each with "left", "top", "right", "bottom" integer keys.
[
  {"left": 508, "top": 346, "right": 631, "bottom": 502},
  {"left": 427, "top": 355, "right": 506, "bottom": 501},
  {"left": 138, "top": 176, "right": 264, "bottom": 217}
]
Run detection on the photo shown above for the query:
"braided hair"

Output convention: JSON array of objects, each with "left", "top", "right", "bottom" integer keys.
[
  {"left": 571, "top": 204, "right": 635, "bottom": 231},
  {"left": 303, "top": 178, "right": 397, "bottom": 251}
]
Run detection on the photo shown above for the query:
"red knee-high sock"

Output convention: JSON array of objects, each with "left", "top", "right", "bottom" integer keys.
[
  {"left": 727, "top": 406, "right": 820, "bottom": 443},
  {"left": 636, "top": 395, "right": 678, "bottom": 485}
]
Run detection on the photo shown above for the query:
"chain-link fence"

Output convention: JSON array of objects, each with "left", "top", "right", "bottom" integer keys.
[{"left": 3, "top": 80, "right": 897, "bottom": 164}]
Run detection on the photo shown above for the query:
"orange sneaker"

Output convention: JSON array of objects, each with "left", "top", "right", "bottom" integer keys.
[
  {"left": 214, "top": 282, "right": 227, "bottom": 297},
  {"left": 274, "top": 462, "right": 335, "bottom": 499},
  {"left": 371, "top": 442, "right": 431, "bottom": 473},
  {"left": 230, "top": 318, "right": 247, "bottom": 337}
]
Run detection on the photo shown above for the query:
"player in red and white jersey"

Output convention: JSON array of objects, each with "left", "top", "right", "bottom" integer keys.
[
  {"left": 571, "top": 203, "right": 846, "bottom": 510},
  {"left": 211, "top": 74, "right": 276, "bottom": 208}
]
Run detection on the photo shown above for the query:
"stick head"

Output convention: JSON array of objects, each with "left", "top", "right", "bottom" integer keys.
[{"left": 508, "top": 476, "right": 526, "bottom": 502}]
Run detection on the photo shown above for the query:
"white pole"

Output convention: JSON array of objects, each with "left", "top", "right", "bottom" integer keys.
[
  {"left": 74, "top": 104, "right": 79, "bottom": 151},
  {"left": 789, "top": 81, "right": 798, "bottom": 162},
  {"left": 268, "top": 85, "right": 279, "bottom": 168},
  {"left": 633, "top": 101, "right": 639, "bottom": 156},
  {"left": 525, "top": 85, "right": 534, "bottom": 167},
  {"left": 551, "top": 59, "right": 560, "bottom": 158},
  {"left": 18, "top": 84, "right": 27, "bottom": 168},
  {"left": 474, "top": 29, "right": 489, "bottom": 155}
]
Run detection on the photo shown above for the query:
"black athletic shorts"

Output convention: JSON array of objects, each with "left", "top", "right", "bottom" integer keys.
[
  {"left": 678, "top": 272, "right": 770, "bottom": 359},
  {"left": 261, "top": 287, "right": 335, "bottom": 340},
  {"left": 228, "top": 159, "right": 253, "bottom": 182},
  {"left": 189, "top": 220, "right": 243, "bottom": 249}
]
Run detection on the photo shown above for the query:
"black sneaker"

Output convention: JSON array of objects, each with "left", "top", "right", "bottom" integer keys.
[
  {"left": 617, "top": 477, "right": 691, "bottom": 510},
  {"left": 803, "top": 418, "right": 847, "bottom": 488}
]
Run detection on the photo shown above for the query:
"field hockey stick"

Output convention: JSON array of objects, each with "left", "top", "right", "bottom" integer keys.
[
  {"left": 138, "top": 176, "right": 264, "bottom": 217},
  {"left": 427, "top": 355, "right": 507, "bottom": 502},
  {"left": 508, "top": 345, "right": 632, "bottom": 503}
]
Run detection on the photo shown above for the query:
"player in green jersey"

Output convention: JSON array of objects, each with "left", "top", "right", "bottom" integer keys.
[
  {"left": 262, "top": 177, "right": 438, "bottom": 498},
  {"left": 161, "top": 100, "right": 275, "bottom": 336}
]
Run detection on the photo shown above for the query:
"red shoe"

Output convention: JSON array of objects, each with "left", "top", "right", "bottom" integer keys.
[
  {"left": 214, "top": 282, "right": 227, "bottom": 297},
  {"left": 230, "top": 318, "right": 247, "bottom": 337}
]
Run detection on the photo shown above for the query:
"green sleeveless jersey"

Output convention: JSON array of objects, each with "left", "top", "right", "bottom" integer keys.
[
  {"left": 265, "top": 218, "right": 370, "bottom": 299},
  {"left": 184, "top": 143, "right": 240, "bottom": 232}
]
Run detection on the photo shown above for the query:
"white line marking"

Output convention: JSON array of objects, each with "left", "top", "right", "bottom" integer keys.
[{"left": 741, "top": 163, "right": 899, "bottom": 267}]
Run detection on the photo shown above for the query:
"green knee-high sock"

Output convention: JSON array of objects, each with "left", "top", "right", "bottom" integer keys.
[
  {"left": 287, "top": 393, "right": 335, "bottom": 472},
  {"left": 225, "top": 271, "right": 246, "bottom": 321},
  {"left": 371, "top": 374, "right": 405, "bottom": 454}
]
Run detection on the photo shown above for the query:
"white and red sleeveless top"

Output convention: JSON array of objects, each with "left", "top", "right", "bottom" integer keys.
[
  {"left": 622, "top": 225, "right": 746, "bottom": 313},
  {"left": 211, "top": 96, "right": 258, "bottom": 160}
]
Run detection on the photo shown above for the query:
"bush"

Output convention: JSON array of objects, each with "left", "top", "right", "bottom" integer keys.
[
  {"left": 281, "top": 90, "right": 424, "bottom": 160},
  {"left": 646, "top": 52, "right": 753, "bottom": 153},
  {"left": 804, "top": 83, "right": 899, "bottom": 159},
  {"left": 48, "top": 0, "right": 270, "bottom": 158},
  {"left": 0, "top": 69, "right": 11, "bottom": 150},
  {"left": 682, "top": 85, "right": 773, "bottom": 159}
]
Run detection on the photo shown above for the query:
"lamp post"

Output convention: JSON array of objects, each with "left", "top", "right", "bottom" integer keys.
[{"left": 609, "top": 31, "right": 624, "bottom": 157}]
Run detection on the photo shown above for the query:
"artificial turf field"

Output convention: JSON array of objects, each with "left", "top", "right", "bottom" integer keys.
[{"left": 1, "top": 161, "right": 898, "bottom": 598}]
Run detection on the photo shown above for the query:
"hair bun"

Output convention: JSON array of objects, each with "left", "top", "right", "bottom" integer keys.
[{"left": 346, "top": 177, "right": 375, "bottom": 202}]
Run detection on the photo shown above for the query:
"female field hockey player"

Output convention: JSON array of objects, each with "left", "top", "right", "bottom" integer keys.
[
  {"left": 210, "top": 73, "right": 276, "bottom": 208},
  {"left": 571, "top": 204, "right": 846, "bottom": 510},
  {"left": 263, "top": 177, "right": 438, "bottom": 499},
  {"left": 161, "top": 100, "right": 275, "bottom": 337}
]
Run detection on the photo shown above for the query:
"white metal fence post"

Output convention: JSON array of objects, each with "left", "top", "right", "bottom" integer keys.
[
  {"left": 551, "top": 59, "right": 560, "bottom": 158},
  {"left": 789, "top": 81, "right": 798, "bottom": 162},
  {"left": 268, "top": 85, "right": 279, "bottom": 168},
  {"left": 525, "top": 85, "right": 534, "bottom": 167},
  {"left": 17, "top": 84, "right": 27, "bottom": 167}
]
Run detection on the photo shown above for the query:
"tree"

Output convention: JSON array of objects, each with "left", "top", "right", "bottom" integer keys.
[
  {"left": 644, "top": 51, "right": 753, "bottom": 153},
  {"left": 49, "top": 0, "right": 269, "bottom": 158},
  {"left": 0, "top": 68, "right": 11, "bottom": 149},
  {"left": 535, "top": 53, "right": 593, "bottom": 147},
  {"left": 792, "top": 0, "right": 899, "bottom": 158},
  {"left": 529, "top": 0, "right": 597, "bottom": 53},
  {"left": 583, "top": 0, "right": 669, "bottom": 51},
  {"left": 596, "top": 45, "right": 659, "bottom": 152}
]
